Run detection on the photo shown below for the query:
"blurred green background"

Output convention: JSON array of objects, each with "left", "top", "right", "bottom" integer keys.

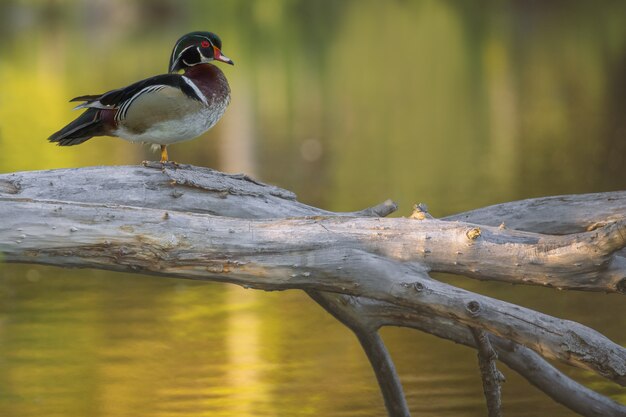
[{"left": 0, "top": 1, "right": 625, "bottom": 416}]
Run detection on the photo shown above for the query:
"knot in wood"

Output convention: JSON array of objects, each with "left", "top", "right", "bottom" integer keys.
[
  {"left": 617, "top": 278, "right": 626, "bottom": 294},
  {"left": 466, "top": 227, "right": 481, "bottom": 240},
  {"left": 0, "top": 179, "right": 20, "bottom": 194},
  {"left": 413, "top": 282, "right": 424, "bottom": 292},
  {"left": 466, "top": 300, "right": 482, "bottom": 317},
  {"left": 206, "top": 263, "right": 226, "bottom": 273}
]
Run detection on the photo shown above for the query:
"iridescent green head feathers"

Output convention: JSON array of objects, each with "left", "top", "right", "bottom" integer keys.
[{"left": 169, "top": 31, "right": 233, "bottom": 73}]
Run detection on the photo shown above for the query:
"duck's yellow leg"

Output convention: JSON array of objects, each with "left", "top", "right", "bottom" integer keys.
[{"left": 160, "top": 145, "right": 168, "bottom": 162}]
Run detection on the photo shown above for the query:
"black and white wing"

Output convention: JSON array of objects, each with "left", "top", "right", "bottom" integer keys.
[{"left": 70, "top": 74, "right": 206, "bottom": 113}]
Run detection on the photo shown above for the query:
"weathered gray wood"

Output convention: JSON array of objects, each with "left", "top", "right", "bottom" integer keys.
[
  {"left": 2, "top": 165, "right": 624, "bottom": 293},
  {"left": 469, "top": 327, "right": 504, "bottom": 417},
  {"left": 446, "top": 192, "right": 626, "bottom": 235},
  {"left": 363, "top": 299, "right": 626, "bottom": 417},
  {"left": 1, "top": 164, "right": 625, "bottom": 417},
  {"left": 0, "top": 163, "right": 396, "bottom": 218},
  {"left": 446, "top": 193, "right": 626, "bottom": 283},
  {"left": 1, "top": 197, "right": 625, "bottom": 386}
]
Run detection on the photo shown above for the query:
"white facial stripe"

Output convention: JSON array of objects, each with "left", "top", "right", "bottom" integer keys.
[
  {"left": 172, "top": 45, "right": 197, "bottom": 70},
  {"left": 182, "top": 76, "right": 208, "bottom": 106},
  {"left": 178, "top": 45, "right": 195, "bottom": 56},
  {"left": 197, "top": 47, "right": 213, "bottom": 63}
]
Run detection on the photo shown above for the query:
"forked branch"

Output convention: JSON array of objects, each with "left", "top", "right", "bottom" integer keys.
[{"left": 1, "top": 165, "right": 625, "bottom": 417}]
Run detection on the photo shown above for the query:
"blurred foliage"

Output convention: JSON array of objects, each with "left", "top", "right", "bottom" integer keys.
[{"left": 0, "top": 1, "right": 625, "bottom": 416}]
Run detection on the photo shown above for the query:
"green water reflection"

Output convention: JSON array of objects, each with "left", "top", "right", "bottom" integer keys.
[{"left": 0, "top": 1, "right": 625, "bottom": 416}]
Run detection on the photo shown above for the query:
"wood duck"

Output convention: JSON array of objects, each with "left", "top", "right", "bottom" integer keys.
[{"left": 49, "top": 31, "right": 234, "bottom": 162}]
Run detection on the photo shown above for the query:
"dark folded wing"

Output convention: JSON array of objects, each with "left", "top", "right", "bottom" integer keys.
[
  {"left": 69, "top": 94, "right": 103, "bottom": 103},
  {"left": 69, "top": 74, "right": 205, "bottom": 109}
]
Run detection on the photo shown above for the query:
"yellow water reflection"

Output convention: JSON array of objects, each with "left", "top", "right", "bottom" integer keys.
[
  {"left": 1, "top": 1, "right": 626, "bottom": 416},
  {"left": 224, "top": 288, "right": 267, "bottom": 417},
  {"left": 2, "top": 266, "right": 622, "bottom": 417}
]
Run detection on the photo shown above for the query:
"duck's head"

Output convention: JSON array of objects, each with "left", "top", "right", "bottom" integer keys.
[{"left": 169, "top": 31, "right": 234, "bottom": 73}]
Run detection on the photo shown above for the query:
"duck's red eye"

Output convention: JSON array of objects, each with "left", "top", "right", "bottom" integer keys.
[{"left": 201, "top": 40, "right": 210, "bottom": 48}]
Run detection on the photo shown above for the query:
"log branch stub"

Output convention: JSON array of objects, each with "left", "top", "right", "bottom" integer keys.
[
  {"left": 409, "top": 203, "right": 433, "bottom": 220},
  {"left": 352, "top": 199, "right": 399, "bottom": 218}
]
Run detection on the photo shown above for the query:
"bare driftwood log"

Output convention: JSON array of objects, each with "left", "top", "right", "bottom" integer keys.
[{"left": 0, "top": 164, "right": 625, "bottom": 417}]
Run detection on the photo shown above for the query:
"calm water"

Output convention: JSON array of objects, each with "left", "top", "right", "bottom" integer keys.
[{"left": 1, "top": 1, "right": 625, "bottom": 416}]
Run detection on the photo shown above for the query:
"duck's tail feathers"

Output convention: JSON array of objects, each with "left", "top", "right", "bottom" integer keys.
[{"left": 48, "top": 109, "right": 106, "bottom": 146}]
